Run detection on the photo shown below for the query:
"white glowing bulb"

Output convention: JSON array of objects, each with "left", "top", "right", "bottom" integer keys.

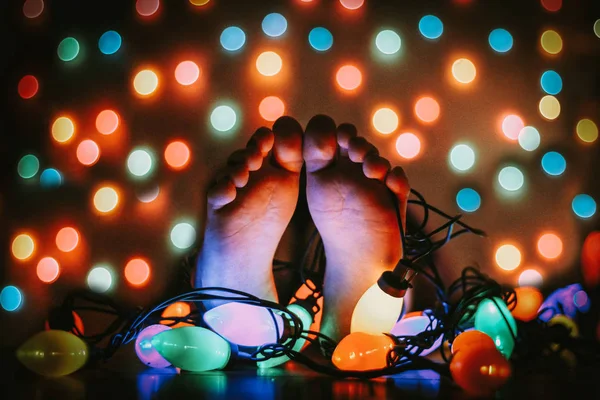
[{"left": 351, "top": 282, "right": 404, "bottom": 334}]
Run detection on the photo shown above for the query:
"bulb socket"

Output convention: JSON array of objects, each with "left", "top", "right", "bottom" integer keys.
[{"left": 377, "top": 271, "right": 410, "bottom": 298}]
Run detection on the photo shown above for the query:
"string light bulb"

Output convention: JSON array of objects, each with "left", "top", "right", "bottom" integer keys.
[
  {"left": 135, "top": 324, "right": 172, "bottom": 368},
  {"left": 332, "top": 332, "right": 395, "bottom": 371},
  {"left": 160, "top": 302, "right": 194, "bottom": 328},
  {"left": 474, "top": 297, "right": 517, "bottom": 358},
  {"left": 450, "top": 345, "right": 512, "bottom": 396},
  {"left": 390, "top": 311, "right": 443, "bottom": 356}
]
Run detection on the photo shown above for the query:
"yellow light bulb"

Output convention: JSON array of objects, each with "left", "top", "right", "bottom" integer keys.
[{"left": 351, "top": 282, "right": 404, "bottom": 334}]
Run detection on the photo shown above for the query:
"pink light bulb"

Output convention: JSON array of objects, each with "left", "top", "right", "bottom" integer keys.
[
  {"left": 390, "top": 312, "right": 443, "bottom": 357},
  {"left": 135, "top": 324, "right": 172, "bottom": 368}
]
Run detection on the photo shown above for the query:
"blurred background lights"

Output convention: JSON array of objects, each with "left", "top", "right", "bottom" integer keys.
[
  {"left": 93, "top": 186, "right": 119, "bottom": 214},
  {"left": 87, "top": 266, "right": 113, "bottom": 293},
  {"left": 595, "top": 19, "right": 600, "bottom": 38},
  {"left": 537, "top": 233, "right": 563, "bottom": 259},
  {"left": 372, "top": 108, "right": 399, "bottom": 134},
  {"left": 133, "top": 69, "right": 159, "bottom": 96},
  {"left": 190, "top": 0, "right": 210, "bottom": 5},
  {"left": 23, "top": 0, "right": 44, "bottom": 18},
  {"left": 125, "top": 258, "right": 151, "bottom": 287},
  {"left": 52, "top": 116, "right": 75, "bottom": 143},
  {"left": 308, "top": 27, "right": 333, "bottom": 52},
  {"left": 395, "top": 133, "right": 421, "bottom": 160},
  {"left": 518, "top": 269, "right": 543, "bottom": 287},
  {"left": 574, "top": 290, "right": 590, "bottom": 313},
  {"left": 259, "top": 96, "right": 285, "bottom": 121},
  {"left": 456, "top": 188, "right": 481, "bottom": 212},
  {"left": 539, "top": 95, "right": 560, "bottom": 120},
  {"left": 495, "top": 244, "right": 521, "bottom": 271},
  {"left": 77, "top": 140, "right": 100, "bottom": 166},
  {"left": 96, "top": 110, "right": 120, "bottom": 134},
  {"left": 488, "top": 28, "right": 513, "bottom": 53},
  {"left": 170, "top": 223, "right": 197, "bottom": 250},
  {"left": 498, "top": 166, "right": 524, "bottom": 191},
  {"left": 501, "top": 114, "right": 524, "bottom": 141},
  {"left": 57, "top": 37, "right": 80, "bottom": 61},
  {"left": 12, "top": 234, "right": 35, "bottom": 261},
  {"left": 220, "top": 26, "right": 246, "bottom": 51},
  {"left": 414, "top": 97, "right": 440, "bottom": 123},
  {"left": 449, "top": 144, "right": 475, "bottom": 171},
  {"left": 1, "top": 286, "right": 23, "bottom": 312},
  {"left": 18, "top": 75, "right": 39, "bottom": 99},
  {"left": 256, "top": 51, "right": 282, "bottom": 76},
  {"left": 572, "top": 194, "right": 596, "bottom": 219},
  {"left": 175, "top": 61, "right": 200, "bottom": 86},
  {"left": 451, "top": 58, "right": 476, "bottom": 84},
  {"left": 336, "top": 65, "right": 362, "bottom": 90},
  {"left": 418, "top": 15, "right": 443, "bottom": 39},
  {"left": 127, "top": 148, "right": 154, "bottom": 178},
  {"left": 541, "top": 0, "right": 562, "bottom": 12},
  {"left": 262, "top": 13, "right": 287, "bottom": 37},
  {"left": 136, "top": 0, "right": 160, "bottom": 17},
  {"left": 137, "top": 185, "right": 160, "bottom": 203},
  {"left": 210, "top": 105, "right": 237, "bottom": 132},
  {"left": 375, "top": 30, "right": 401, "bottom": 54},
  {"left": 541, "top": 151, "right": 566, "bottom": 176},
  {"left": 540, "top": 70, "right": 562, "bottom": 95},
  {"left": 576, "top": 119, "right": 598, "bottom": 143},
  {"left": 37, "top": 257, "right": 60, "bottom": 284},
  {"left": 98, "top": 30, "right": 122, "bottom": 55},
  {"left": 541, "top": 30, "right": 563, "bottom": 54},
  {"left": 164, "top": 141, "right": 191, "bottom": 170},
  {"left": 56, "top": 227, "right": 79, "bottom": 253},
  {"left": 17, "top": 154, "right": 39, "bottom": 179},
  {"left": 40, "top": 168, "right": 62, "bottom": 188},
  {"left": 518, "top": 126, "right": 541, "bottom": 151},
  {"left": 340, "top": 0, "right": 364, "bottom": 9}
]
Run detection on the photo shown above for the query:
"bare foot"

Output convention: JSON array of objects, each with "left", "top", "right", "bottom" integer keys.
[
  {"left": 195, "top": 117, "right": 303, "bottom": 304},
  {"left": 303, "top": 115, "right": 410, "bottom": 341}
]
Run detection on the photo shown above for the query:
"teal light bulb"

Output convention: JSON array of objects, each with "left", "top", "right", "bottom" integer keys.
[
  {"left": 151, "top": 327, "right": 231, "bottom": 372},
  {"left": 474, "top": 297, "right": 517, "bottom": 358},
  {"left": 258, "top": 303, "right": 313, "bottom": 369}
]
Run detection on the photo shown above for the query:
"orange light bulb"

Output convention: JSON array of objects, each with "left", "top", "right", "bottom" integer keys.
[
  {"left": 332, "top": 332, "right": 395, "bottom": 371},
  {"left": 511, "top": 287, "right": 543, "bottom": 322},
  {"left": 450, "top": 346, "right": 511, "bottom": 396},
  {"left": 161, "top": 302, "right": 193, "bottom": 328},
  {"left": 451, "top": 330, "right": 496, "bottom": 355}
]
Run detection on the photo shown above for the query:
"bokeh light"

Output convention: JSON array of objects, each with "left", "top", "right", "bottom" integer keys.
[
  {"left": 541, "top": 0, "right": 562, "bottom": 13},
  {"left": 40, "top": 168, "right": 62, "bottom": 188},
  {"left": 136, "top": 0, "right": 160, "bottom": 17},
  {"left": 164, "top": 141, "right": 191, "bottom": 170},
  {"left": 451, "top": 58, "right": 476, "bottom": 84},
  {"left": 495, "top": 244, "right": 522, "bottom": 271},
  {"left": 519, "top": 269, "right": 543, "bottom": 288},
  {"left": 537, "top": 233, "right": 563, "bottom": 259},
  {"left": 93, "top": 186, "right": 119, "bottom": 214},
  {"left": 37, "top": 257, "right": 60, "bottom": 284},
  {"left": 220, "top": 26, "right": 246, "bottom": 51},
  {"left": 259, "top": 96, "right": 285, "bottom": 121},
  {"left": 175, "top": 61, "right": 200, "bottom": 86},
  {"left": 498, "top": 166, "right": 524, "bottom": 191},
  {"left": 449, "top": 144, "right": 475, "bottom": 171},
  {"left": 372, "top": 108, "right": 399, "bottom": 134},
  {"left": 501, "top": 114, "right": 524, "bottom": 141},
  {"left": 87, "top": 265, "right": 113, "bottom": 293},
  {"left": 190, "top": 0, "right": 210, "bottom": 5},
  {"left": 18, "top": 75, "right": 39, "bottom": 99},
  {"left": 77, "top": 140, "right": 101, "bottom": 166},
  {"left": 518, "top": 126, "right": 541, "bottom": 152},
  {"left": 262, "top": 13, "right": 287, "bottom": 37},
  {"left": 98, "top": 30, "right": 122, "bottom": 55},
  {"left": 336, "top": 65, "right": 362, "bottom": 91},
  {"left": 23, "top": 0, "right": 44, "bottom": 18},
  {"left": 541, "top": 151, "right": 566, "bottom": 176},
  {"left": 12, "top": 234, "right": 35, "bottom": 261},
  {"left": 418, "top": 15, "right": 443, "bottom": 40},
  {"left": 127, "top": 148, "right": 154, "bottom": 178},
  {"left": 1, "top": 286, "right": 23, "bottom": 312},
  {"left": 340, "top": 0, "right": 364, "bottom": 9},
  {"left": 576, "top": 119, "right": 598, "bottom": 143},
  {"left": 488, "top": 28, "right": 513, "bottom": 53},
  {"left": 574, "top": 290, "right": 590, "bottom": 313},
  {"left": 133, "top": 69, "right": 159, "bottom": 96},
  {"left": 125, "top": 258, "right": 151, "bottom": 287},
  {"left": 395, "top": 133, "right": 421, "bottom": 160},
  {"left": 595, "top": 20, "right": 600, "bottom": 39},
  {"left": 538, "top": 95, "right": 560, "bottom": 120},
  {"left": 308, "top": 27, "right": 333, "bottom": 52},
  {"left": 456, "top": 188, "right": 481, "bottom": 212},
  {"left": 375, "top": 30, "right": 401, "bottom": 55},
  {"left": 56, "top": 227, "right": 79, "bottom": 252},
  {"left": 210, "top": 105, "right": 237, "bottom": 132},
  {"left": 414, "top": 96, "right": 440, "bottom": 123},
  {"left": 137, "top": 185, "right": 160, "bottom": 203},
  {"left": 540, "top": 30, "right": 563, "bottom": 54},
  {"left": 256, "top": 51, "right": 282, "bottom": 76},
  {"left": 52, "top": 116, "right": 75, "bottom": 143},
  {"left": 17, "top": 154, "right": 40, "bottom": 179},
  {"left": 96, "top": 110, "right": 120, "bottom": 134},
  {"left": 57, "top": 37, "right": 80, "bottom": 62},
  {"left": 170, "top": 223, "right": 197, "bottom": 250},
  {"left": 540, "top": 70, "right": 562, "bottom": 95},
  {"left": 572, "top": 194, "right": 596, "bottom": 219}
]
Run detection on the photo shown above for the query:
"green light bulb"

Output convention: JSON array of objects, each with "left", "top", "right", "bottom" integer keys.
[
  {"left": 258, "top": 303, "right": 313, "bottom": 369},
  {"left": 151, "top": 326, "right": 231, "bottom": 372},
  {"left": 474, "top": 297, "right": 517, "bottom": 358}
]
